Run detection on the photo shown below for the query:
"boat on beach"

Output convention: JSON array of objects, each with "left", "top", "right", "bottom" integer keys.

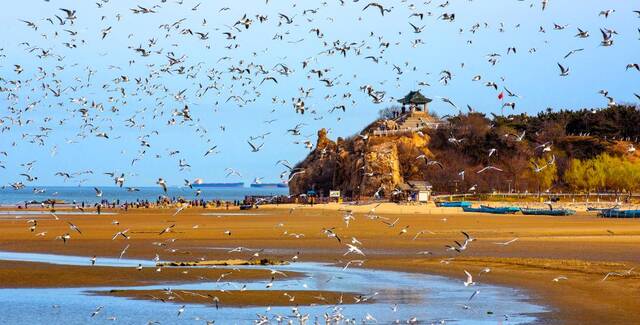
[
  {"left": 599, "top": 209, "right": 640, "bottom": 218},
  {"left": 462, "top": 205, "right": 520, "bottom": 214},
  {"left": 587, "top": 206, "right": 619, "bottom": 212},
  {"left": 520, "top": 208, "right": 576, "bottom": 216},
  {"left": 436, "top": 201, "right": 472, "bottom": 208}
]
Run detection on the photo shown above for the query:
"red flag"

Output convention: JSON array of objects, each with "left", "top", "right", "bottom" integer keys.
[{"left": 498, "top": 92, "right": 504, "bottom": 100}]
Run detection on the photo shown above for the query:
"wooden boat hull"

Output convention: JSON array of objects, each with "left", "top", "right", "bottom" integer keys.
[
  {"left": 520, "top": 208, "right": 576, "bottom": 216},
  {"left": 599, "top": 209, "right": 640, "bottom": 218},
  {"left": 463, "top": 206, "right": 520, "bottom": 214},
  {"left": 480, "top": 205, "right": 521, "bottom": 214},
  {"left": 436, "top": 201, "right": 472, "bottom": 208}
]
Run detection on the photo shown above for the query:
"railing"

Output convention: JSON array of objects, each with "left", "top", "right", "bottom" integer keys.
[
  {"left": 432, "top": 192, "right": 640, "bottom": 199},
  {"left": 373, "top": 122, "right": 449, "bottom": 136}
]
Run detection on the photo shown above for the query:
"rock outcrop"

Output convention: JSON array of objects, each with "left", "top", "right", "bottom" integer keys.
[{"left": 288, "top": 118, "right": 433, "bottom": 197}]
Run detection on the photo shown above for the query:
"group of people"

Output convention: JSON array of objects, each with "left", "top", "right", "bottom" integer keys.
[{"left": 16, "top": 196, "right": 255, "bottom": 212}]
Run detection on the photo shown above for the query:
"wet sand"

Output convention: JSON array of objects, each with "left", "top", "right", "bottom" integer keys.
[
  {"left": 366, "top": 257, "right": 640, "bottom": 325},
  {"left": 0, "top": 203, "right": 639, "bottom": 324},
  {"left": 0, "top": 260, "right": 298, "bottom": 288},
  {"left": 95, "top": 289, "right": 364, "bottom": 307}
]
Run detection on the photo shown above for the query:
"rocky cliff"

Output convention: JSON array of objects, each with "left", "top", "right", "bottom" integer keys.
[{"left": 288, "top": 119, "right": 434, "bottom": 197}]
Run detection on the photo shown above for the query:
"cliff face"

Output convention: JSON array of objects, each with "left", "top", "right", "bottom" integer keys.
[
  {"left": 289, "top": 120, "right": 432, "bottom": 197},
  {"left": 288, "top": 128, "right": 338, "bottom": 195}
]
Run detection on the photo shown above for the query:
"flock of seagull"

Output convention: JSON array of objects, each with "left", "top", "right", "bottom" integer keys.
[
  {"left": 0, "top": 0, "right": 639, "bottom": 323},
  {"left": 0, "top": 0, "right": 638, "bottom": 190}
]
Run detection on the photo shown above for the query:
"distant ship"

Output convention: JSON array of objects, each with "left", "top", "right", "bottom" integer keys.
[
  {"left": 250, "top": 183, "right": 288, "bottom": 188},
  {"left": 192, "top": 182, "right": 244, "bottom": 188}
]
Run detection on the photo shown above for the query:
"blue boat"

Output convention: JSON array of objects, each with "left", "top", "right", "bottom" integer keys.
[
  {"left": 481, "top": 205, "right": 521, "bottom": 214},
  {"left": 599, "top": 209, "right": 640, "bottom": 218},
  {"left": 436, "top": 201, "right": 472, "bottom": 208},
  {"left": 587, "top": 206, "right": 619, "bottom": 212},
  {"left": 463, "top": 205, "right": 520, "bottom": 214},
  {"left": 521, "top": 208, "right": 576, "bottom": 216}
]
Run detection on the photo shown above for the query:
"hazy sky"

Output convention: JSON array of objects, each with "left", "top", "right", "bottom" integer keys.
[{"left": 0, "top": 0, "right": 638, "bottom": 186}]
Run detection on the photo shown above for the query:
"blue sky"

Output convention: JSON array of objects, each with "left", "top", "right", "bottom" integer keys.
[{"left": 0, "top": 0, "right": 638, "bottom": 186}]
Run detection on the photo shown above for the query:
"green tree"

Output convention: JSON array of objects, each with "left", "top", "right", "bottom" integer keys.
[
  {"left": 563, "top": 153, "right": 640, "bottom": 194},
  {"left": 564, "top": 159, "right": 586, "bottom": 192},
  {"left": 530, "top": 155, "right": 558, "bottom": 194}
]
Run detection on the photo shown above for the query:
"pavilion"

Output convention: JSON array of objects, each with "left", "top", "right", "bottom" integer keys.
[{"left": 397, "top": 90, "right": 432, "bottom": 114}]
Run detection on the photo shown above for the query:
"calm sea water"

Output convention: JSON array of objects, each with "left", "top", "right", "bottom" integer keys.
[{"left": 0, "top": 186, "right": 289, "bottom": 205}]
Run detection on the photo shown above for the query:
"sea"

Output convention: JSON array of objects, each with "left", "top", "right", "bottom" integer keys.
[{"left": 0, "top": 186, "right": 289, "bottom": 205}]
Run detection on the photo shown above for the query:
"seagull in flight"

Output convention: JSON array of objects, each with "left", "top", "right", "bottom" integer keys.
[
  {"left": 56, "top": 233, "right": 71, "bottom": 244},
  {"left": 225, "top": 168, "right": 242, "bottom": 178},
  {"left": 118, "top": 244, "right": 130, "bottom": 259},
  {"left": 558, "top": 63, "right": 570, "bottom": 76},
  {"left": 409, "top": 22, "right": 425, "bottom": 33},
  {"left": 363, "top": 3, "right": 392, "bottom": 16},
  {"left": 204, "top": 146, "right": 218, "bottom": 157},
  {"left": 159, "top": 224, "right": 175, "bottom": 235},
  {"left": 268, "top": 269, "right": 288, "bottom": 277},
  {"left": 90, "top": 306, "right": 103, "bottom": 318},
  {"left": 247, "top": 140, "right": 264, "bottom": 152},
  {"left": 494, "top": 238, "right": 519, "bottom": 246},
  {"left": 67, "top": 222, "right": 82, "bottom": 234},
  {"left": 438, "top": 97, "right": 458, "bottom": 109},
  {"left": 463, "top": 270, "right": 476, "bottom": 286},
  {"left": 601, "top": 267, "right": 634, "bottom": 281},
  {"left": 344, "top": 244, "right": 365, "bottom": 256},
  {"left": 112, "top": 229, "right": 130, "bottom": 240},
  {"left": 477, "top": 165, "right": 503, "bottom": 174},
  {"left": 382, "top": 218, "right": 399, "bottom": 228},
  {"left": 412, "top": 229, "right": 435, "bottom": 240},
  {"left": 156, "top": 178, "right": 168, "bottom": 193},
  {"left": 564, "top": 48, "right": 584, "bottom": 59}
]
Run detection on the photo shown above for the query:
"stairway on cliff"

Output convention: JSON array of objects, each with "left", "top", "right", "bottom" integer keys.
[{"left": 397, "top": 112, "right": 432, "bottom": 130}]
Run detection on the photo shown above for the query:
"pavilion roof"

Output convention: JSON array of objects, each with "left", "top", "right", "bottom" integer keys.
[{"left": 397, "top": 91, "right": 432, "bottom": 105}]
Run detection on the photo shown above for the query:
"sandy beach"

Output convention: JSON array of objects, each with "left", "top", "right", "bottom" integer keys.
[
  {"left": 0, "top": 203, "right": 639, "bottom": 324},
  {"left": 0, "top": 260, "right": 294, "bottom": 288},
  {"left": 95, "top": 289, "right": 364, "bottom": 307}
]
